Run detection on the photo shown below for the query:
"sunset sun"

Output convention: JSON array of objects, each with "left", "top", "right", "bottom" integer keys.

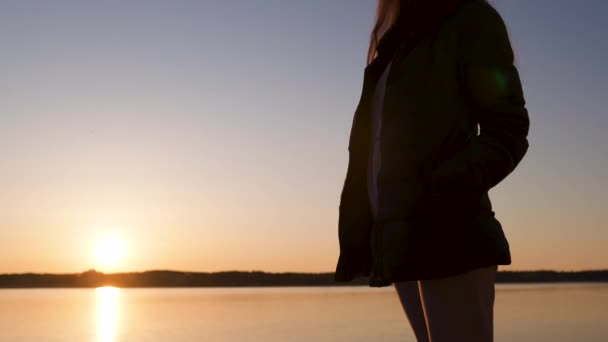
[{"left": 94, "top": 236, "right": 126, "bottom": 271}]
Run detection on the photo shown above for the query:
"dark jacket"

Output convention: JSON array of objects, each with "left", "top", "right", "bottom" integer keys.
[{"left": 334, "top": 0, "right": 530, "bottom": 287}]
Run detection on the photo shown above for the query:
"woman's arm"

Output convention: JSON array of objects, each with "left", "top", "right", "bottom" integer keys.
[{"left": 430, "top": 2, "right": 530, "bottom": 196}]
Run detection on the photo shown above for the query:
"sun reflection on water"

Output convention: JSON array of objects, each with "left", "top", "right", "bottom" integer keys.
[{"left": 96, "top": 286, "right": 120, "bottom": 342}]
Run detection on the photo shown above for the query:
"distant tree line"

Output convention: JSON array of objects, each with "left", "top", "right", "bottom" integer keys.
[{"left": 0, "top": 269, "right": 606, "bottom": 288}]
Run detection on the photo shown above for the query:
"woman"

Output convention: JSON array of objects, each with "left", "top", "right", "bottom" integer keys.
[{"left": 334, "top": 0, "right": 529, "bottom": 341}]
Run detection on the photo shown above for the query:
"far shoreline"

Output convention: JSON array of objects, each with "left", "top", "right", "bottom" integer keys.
[{"left": 0, "top": 269, "right": 606, "bottom": 288}]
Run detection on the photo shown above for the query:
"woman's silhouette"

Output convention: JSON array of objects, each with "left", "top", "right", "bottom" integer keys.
[{"left": 334, "top": 0, "right": 529, "bottom": 341}]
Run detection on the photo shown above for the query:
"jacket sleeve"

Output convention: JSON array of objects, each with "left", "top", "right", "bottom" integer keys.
[{"left": 429, "top": 3, "right": 530, "bottom": 196}]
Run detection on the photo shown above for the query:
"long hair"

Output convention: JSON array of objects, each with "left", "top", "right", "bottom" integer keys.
[{"left": 367, "top": 0, "right": 401, "bottom": 65}]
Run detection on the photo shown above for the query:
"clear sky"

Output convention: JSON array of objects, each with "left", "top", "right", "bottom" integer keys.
[{"left": 1, "top": 0, "right": 606, "bottom": 274}]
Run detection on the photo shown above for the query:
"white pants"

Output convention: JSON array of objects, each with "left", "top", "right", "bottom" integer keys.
[{"left": 393, "top": 265, "right": 498, "bottom": 342}]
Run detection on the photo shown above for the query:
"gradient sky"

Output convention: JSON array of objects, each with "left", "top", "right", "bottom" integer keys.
[{"left": 1, "top": 0, "right": 606, "bottom": 274}]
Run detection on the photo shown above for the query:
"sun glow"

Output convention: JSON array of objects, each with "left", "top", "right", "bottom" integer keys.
[{"left": 93, "top": 235, "right": 126, "bottom": 271}]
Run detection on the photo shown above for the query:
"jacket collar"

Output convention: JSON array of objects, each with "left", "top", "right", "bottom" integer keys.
[
  {"left": 367, "top": 0, "right": 474, "bottom": 73},
  {"left": 355, "top": 0, "right": 474, "bottom": 118}
]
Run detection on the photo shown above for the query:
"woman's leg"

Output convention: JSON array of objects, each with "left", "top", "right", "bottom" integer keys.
[
  {"left": 394, "top": 281, "right": 430, "bottom": 342},
  {"left": 417, "top": 265, "right": 498, "bottom": 342}
]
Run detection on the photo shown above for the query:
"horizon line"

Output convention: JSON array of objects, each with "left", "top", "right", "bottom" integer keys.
[{"left": 2, "top": 268, "right": 608, "bottom": 276}]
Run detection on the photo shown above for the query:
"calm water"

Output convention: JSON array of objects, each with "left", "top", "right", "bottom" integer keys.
[{"left": 0, "top": 283, "right": 606, "bottom": 341}]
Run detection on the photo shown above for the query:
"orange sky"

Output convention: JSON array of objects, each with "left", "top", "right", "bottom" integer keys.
[{"left": 1, "top": 1, "right": 606, "bottom": 274}]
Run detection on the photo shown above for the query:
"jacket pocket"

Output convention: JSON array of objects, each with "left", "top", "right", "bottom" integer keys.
[
  {"left": 437, "top": 128, "right": 477, "bottom": 165},
  {"left": 426, "top": 127, "right": 478, "bottom": 196}
]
